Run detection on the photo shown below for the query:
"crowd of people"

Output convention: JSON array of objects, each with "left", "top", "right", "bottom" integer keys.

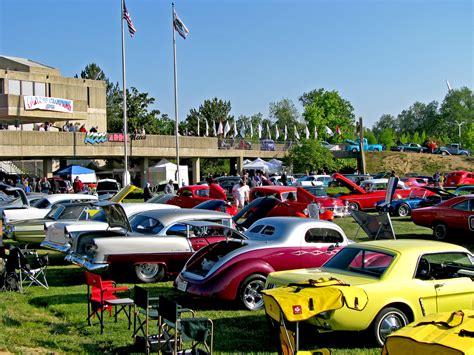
[{"left": 0, "top": 175, "right": 88, "bottom": 194}]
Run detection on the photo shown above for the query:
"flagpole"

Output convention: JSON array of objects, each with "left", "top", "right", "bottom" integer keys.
[
  {"left": 121, "top": 0, "right": 130, "bottom": 185},
  {"left": 172, "top": 3, "right": 181, "bottom": 187}
]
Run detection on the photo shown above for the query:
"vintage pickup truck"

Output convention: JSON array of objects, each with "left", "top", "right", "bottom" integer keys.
[
  {"left": 436, "top": 143, "right": 470, "bottom": 156},
  {"left": 345, "top": 138, "right": 383, "bottom": 152}
]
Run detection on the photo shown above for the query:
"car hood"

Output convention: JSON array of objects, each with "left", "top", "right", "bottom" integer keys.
[
  {"left": 422, "top": 186, "right": 456, "bottom": 198},
  {"left": 331, "top": 173, "right": 366, "bottom": 194},
  {"left": 266, "top": 267, "right": 380, "bottom": 288},
  {"left": 109, "top": 184, "right": 137, "bottom": 203}
]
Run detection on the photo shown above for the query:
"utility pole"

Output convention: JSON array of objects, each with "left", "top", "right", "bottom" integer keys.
[
  {"left": 454, "top": 120, "right": 465, "bottom": 138},
  {"left": 358, "top": 117, "right": 366, "bottom": 174}
]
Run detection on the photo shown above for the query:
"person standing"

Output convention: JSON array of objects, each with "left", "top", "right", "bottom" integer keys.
[
  {"left": 73, "top": 176, "right": 84, "bottom": 193},
  {"left": 281, "top": 171, "right": 288, "bottom": 186},
  {"left": 143, "top": 182, "right": 153, "bottom": 201},
  {"left": 164, "top": 179, "right": 175, "bottom": 194},
  {"left": 40, "top": 177, "right": 51, "bottom": 194}
]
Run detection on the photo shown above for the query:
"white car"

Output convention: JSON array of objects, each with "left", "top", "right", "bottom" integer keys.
[
  {"left": 2, "top": 194, "right": 98, "bottom": 223},
  {"left": 359, "top": 178, "right": 409, "bottom": 192},
  {"left": 41, "top": 202, "right": 179, "bottom": 253},
  {"left": 293, "top": 175, "right": 331, "bottom": 187}
]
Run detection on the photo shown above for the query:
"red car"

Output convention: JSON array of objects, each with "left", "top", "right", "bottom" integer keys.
[
  {"left": 411, "top": 194, "right": 474, "bottom": 240},
  {"left": 332, "top": 173, "right": 412, "bottom": 210},
  {"left": 445, "top": 171, "right": 474, "bottom": 188},
  {"left": 400, "top": 177, "right": 429, "bottom": 187},
  {"left": 249, "top": 185, "right": 347, "bottom": 219},
  {"left": 167, "top": 184, "right": 238, "bottom": 215}
]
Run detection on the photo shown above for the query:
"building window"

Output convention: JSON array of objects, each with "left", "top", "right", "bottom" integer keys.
[
  {"left": 48, "top": 83, "right": 52, "bottom": 97},
  {"left": 34, "top": 82, "right": 46, "bottom": 96},
  {"left": 0, "top": 79, "right": 4, "bottom": 94},
  {"left": 8, "top": 79, "right": 20, "bottom": 95},
  {"left": 87, "top": 87, "right": 90, "bottom": 107},
  {"left": 22, "top": 81, "right": 34, "bottom": 96}
]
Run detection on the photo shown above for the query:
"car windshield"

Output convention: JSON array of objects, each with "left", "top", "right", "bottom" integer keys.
[
  {"left": 45, "top": 204, "right": 88, "bottom": 220},
  {"left": 30, "top": 198, "right": 50, "bottom": 209},
  {"left": 304, "top": 187, "right": 328, "bottom": 197},
  {"left": 323, "top": 247, "right": 394, "bottom": 278},
  {"left": 129, "top": 214, "right": 164, "bottom": 234},
  {"left": 408, "top": 189, "right": 427, "bottom": 199}
]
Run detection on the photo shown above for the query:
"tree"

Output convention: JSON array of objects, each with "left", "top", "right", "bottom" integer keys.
[
  {"left": 372, "top": 114, "right": 397, "bottom": 137},
  {"left": 378, "top": 128, "right": 396, "bottom": 150},
  {"left": 269, "top": 98, "right": 300, "bottom": 132},
  {"left": 78, "top": 63, "right": 107, "bottom": 81},
  {"left": 184, "top": 98, "right": 233, "bottom": 136},
  {"left": 285, "top": 140, "right": 336, "bottom": 174},
  {"left": 299, "top": 89, "right": 355, "bottom": 143}
]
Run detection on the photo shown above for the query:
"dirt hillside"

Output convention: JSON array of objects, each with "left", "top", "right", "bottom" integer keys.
[{"left": 364, "top": 151, "right": 474, "bottom": 175}]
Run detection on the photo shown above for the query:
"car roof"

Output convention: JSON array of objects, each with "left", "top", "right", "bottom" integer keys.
[
  {"left": 251, "top": 186, "right": 296, "bottom": 192},
  {"left": 45, "top": 194, "right": 98, "bottom": 203},
  {"left": 136, "top": 208, "right": 231, "bottom": 225},
  {"left": 120, "top": 203, "right": 179, "bottom": 214},
  {"left": 346, "top": 239, "right": 470, "bottom": 255}
]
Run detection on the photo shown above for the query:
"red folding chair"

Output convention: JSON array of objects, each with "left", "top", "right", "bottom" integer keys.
[{"left": 85, "top": 271, "right": 134, "bottom": 334}]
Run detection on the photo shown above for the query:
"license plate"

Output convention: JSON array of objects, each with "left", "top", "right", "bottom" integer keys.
[{"left": 176, "top": 279, "right": 187, "bottom": 292}]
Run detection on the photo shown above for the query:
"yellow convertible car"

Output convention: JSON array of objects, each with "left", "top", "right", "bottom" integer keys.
[{"left": 264, "top": 240, "right": 474, "bottom": 347}]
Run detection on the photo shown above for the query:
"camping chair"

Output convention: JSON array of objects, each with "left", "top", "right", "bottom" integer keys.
[
  {"left": 158, "top": 296, "right": 213, "bottom": 355},
  {"left": 132, "top": 285, "right": 160, "bottom": 354},
  {"left": 349, "top": 209, "right": 396, "bottom": 240},
  {"left": 85, "top": 271, "right": 134, "bottom": 334},
  {"left": 6, "top": 247, "right": 49, "bottom": 293}
]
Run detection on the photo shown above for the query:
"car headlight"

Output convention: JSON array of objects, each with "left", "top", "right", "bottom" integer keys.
[{"left": 3, "top": 224, "right": 14, "bottom": 237}]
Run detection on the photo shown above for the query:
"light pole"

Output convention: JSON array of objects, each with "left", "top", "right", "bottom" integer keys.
[{"left": 454, "top": 120, "right": 465, "bottom": 138}]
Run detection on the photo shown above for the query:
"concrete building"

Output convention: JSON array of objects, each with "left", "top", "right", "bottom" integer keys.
[{"left": 0, "top": 55, "right": 106, "bottom": 131}]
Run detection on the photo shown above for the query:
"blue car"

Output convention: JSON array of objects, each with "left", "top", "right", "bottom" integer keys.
[{"left": 375, "top": 187, "right": 456, "bottom": 217}]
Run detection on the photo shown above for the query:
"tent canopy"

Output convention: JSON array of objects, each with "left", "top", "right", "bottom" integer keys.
[
  {"left": 243, "top": 158, "right": 271, "bottom": 173},
  {"left": 147, "top": 159, "right": 189, "bottom": 187},
  {"left": 54, "top": 165, "right": 95, "bottom": 175}
]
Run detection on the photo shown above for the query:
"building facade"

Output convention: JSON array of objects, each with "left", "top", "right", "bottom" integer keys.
[{"left": 0, "top": 55, "right": 106, "bottom": 131}]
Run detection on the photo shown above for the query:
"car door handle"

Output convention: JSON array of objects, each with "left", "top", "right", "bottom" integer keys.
[{"left": 434, "top": 283, "right": 445, "bottom": 289}]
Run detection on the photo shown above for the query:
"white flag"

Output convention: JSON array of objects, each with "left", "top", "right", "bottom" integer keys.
[
  {"left": 284, "top": 125, "right": 288, "bottom": 141},
  {"left": 240, "top": 123, "right": 245, "bottom": 138},
  {"left": 294, "top": 125, "right": 300, "bottom": 140},
  {"left": 204, "top": 118, "right": 209, "bottom": 137},
  {"left": 250, "top": 123, "right": 254, "bottom": 138},
  {"left": 258, "top": 123, "right": 262, "bottom": 139},
  {"left": 224, "top": 121, "right": 231, "bottom": 137},
  {"left": 218, "top": 121, "right": 223, "bottom": 135},
  {"left": 275, "top": 124, "right": 280, "bottom": 140},
  {"left": 314, "top": 126, "right": 318, "bottom": 140},
  {"left": 266, "top": 122, "right": 271, "bottom": 140},
  {"left": 325, "top": 125, "right": 334, "bottom": 136},
  {"left": 233, "top": 121, "right": 238, "bottom": 138},
  {"left": 305, "top": 124, "right": 310, "bottom": 139},
  {"left": 213, "top": 120, "right": 217, "bottom": 136}
]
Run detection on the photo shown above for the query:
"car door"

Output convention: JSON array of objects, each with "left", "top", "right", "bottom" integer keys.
[
  {"left": 445, "top": 198, "right": 474, "bottom": 231},
  {"left": 299, "top": 227, "right": 345, "bottom": 268}
]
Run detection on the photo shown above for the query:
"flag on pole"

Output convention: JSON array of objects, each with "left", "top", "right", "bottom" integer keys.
[
  {"left": 266, "top": 122, "right": 271, "bottom": 139},
  {"left": 224, "top": 121, "right": 231, "bottom": 137},
  {"left": 305, "top": 124, "right": 310, "bottom": 139},
  {"left": 294, "top": 125, "right": 300, "bottom": 140},
  {"left": 250, "top": 122, "right": 254, "bottom": 138},
  {"left": 325, "top": 126, "right": 334, "bottom": 136},
  {"left": 173, "top": 9, "right": 189, "bottom": 39},
  {"left": 204, "top": 118, "right": 209, "bottom": 137},
  {"left": 258, "top": 123, "right": 262, "bottom": 139},
  {"left": 123, "top": 1, "right": 137, "bottom": 37},
  {"left": 275, "top": 124, "right": 280, "bottom": 140},
  {"left": 213, "top": 120, "right": 217, "bottom": 136},
  {"left": 240, "top": 123, "right": 245, "bottom": 138},
  {"left": 218, "top": 121, "right": 223, "bottom": 135},
  {"left": 336, "top": 125, "right": 342, "bottom": 135},
  {"left": 314, "top": 127, "right": 318, "bottom": 140},
  {"left": 284, "top": 125, "right": 288, "bottom": 141},
  {"left": 233, "top": 121, "right": 238, "bottom": 138}
]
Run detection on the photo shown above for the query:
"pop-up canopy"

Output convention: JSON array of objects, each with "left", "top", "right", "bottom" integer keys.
[{"left": 53, "top": 165, "right": 97, "bottom": 183}]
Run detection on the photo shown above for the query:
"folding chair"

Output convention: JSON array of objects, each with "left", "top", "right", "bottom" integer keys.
[
  {"left": 158, "top": 296, "right": 213, "bottom": 355},
  {"left": 85, "top": 271, "right": 134, "bottom": 334},
  {"left": 6, "top": 247, "right": 49, "bottom": 293},
  {"left": 132, "top": 285, "right": 160, "bottom": 354}
]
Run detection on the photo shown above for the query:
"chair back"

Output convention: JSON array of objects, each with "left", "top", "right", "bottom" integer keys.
[
  {"left": 85, "top": 271, "right": 115, "bottom": 302},
  {"left": 159, "top": 296, "right": 178, "bottom": 324},
  {"left": 133, "top": 285, "right": 149, "bottom": 310}
]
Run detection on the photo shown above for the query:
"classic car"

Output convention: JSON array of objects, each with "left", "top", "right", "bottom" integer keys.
[
  {"left": 3, "top": 201, "right": 102, "bottom": 244},
  {"left": 249, "top": 185, "right": 347, "bottom": 218},
  {"left": 445, "top": 171, "right": 474, "bottom": 187},
  {"left": 359, "top": 179, "right": 409, "bottom": 191},
  {"left": 331, "top": 173, "right": 412, "bottom": 211},
  {"left": 329, "top": 174, "right": 373, "bottom": 187},
  {"left": 64, "top": 205, "right": 234, "bottom": 283},
  {"left": 391, "top": 143, "right": 428, "bottom": 153},
  {"left": 166, "top": 184, "right": 237, "bottom": 214},
  {"left": 264, "top": 239, "right": 474, "bottom": 346},
  {"left": 411, "top": 194, "right": 474, "bottom": 240},
  {"left": 193, "top": 199, "right": 237, "bottom": 215},
  {"left": 214, "top": 176, "right": 241, "bottom": 200},
  {"left": 399, "top": 177, "right": 429, "bottom": 187},
  {"left": 293, "top": 175, "right": 331, "bottom": 187},
  {"left": 2, "top": 193, "right": 98, "bottom": 223},
  {"left": 40, "top": 202, "right": 179, "bottom": 253},
  {"left": 174, "top": 217, "right": 352, "bottom": 311},
  {"left": 48, "top": 177, "right": 73, "bottom": 193},
  {"left": 454, "top": 185, "right": 474, "bottom": 196},
  {"left": 375, "top": 187, "right": 441, "bottom": 217},
  {"left": 95, "top": 178, "right": 121, "bottom": 197}
]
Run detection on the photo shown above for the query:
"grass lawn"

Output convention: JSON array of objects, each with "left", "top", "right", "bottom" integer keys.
[{"left": 0, "top": 216, "right": 472, "bottom": 354}]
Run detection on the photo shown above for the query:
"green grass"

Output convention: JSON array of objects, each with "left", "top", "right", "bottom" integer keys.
[{"left": 0, "top": 217, "right": 472, "bottom": 354}]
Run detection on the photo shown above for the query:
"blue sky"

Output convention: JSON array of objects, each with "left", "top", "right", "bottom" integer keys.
[{"left": 1, "top": 0, "right": 472, "bottom": 128}]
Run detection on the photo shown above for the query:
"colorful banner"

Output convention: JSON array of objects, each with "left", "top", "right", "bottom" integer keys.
[
  {"left": 84, "top": 132, "right": 146, "bottom": 145},
  {"left": 24, "top": 96, "right": 74, "bottom": 113}
]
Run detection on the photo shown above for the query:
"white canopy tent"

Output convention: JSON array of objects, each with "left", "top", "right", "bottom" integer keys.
[
  {"left": 267, "top": 158, "right": 284, "bottom": 174},
  {"left": 146, "top": 159, "right": 189, "bottom": 187},
  {"left": 243, "top": 158, "right": 272, "bottom": 174}
]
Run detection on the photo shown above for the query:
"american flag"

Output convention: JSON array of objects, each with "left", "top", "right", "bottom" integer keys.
[{"left": 123, "top": 1, "right": 136, "bottom": 37}]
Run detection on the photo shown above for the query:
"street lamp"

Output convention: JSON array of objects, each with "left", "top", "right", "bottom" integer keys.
[{"left": 454, "top": 120, "right": 465, "bottom": 138}]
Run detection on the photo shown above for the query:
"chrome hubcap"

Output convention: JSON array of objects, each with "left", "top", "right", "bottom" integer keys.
[
  {"left": 243, "top": 280, "right": 264, "bottom": 310},
  {"left": 379, "top": 313, "right": 405, "bottom": 341},
  {"left": 398, "top": 205, "right": 409, "bottom": 216},
  {"left": 137, "top": 264, "right": 160, "bottom": 279}
]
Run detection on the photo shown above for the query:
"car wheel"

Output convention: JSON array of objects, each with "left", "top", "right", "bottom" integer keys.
[
  {"left": 239, "top": 274, "right": 266, "bottom": 311},
  {"left": 352, "top": 148, "right": 358, "bottom": 153},
  {"left": 397, "top": 203, "right": 411, "bottom": 217},
  {"left": 134, "top": 263, "right": 165, "bottom": 283},
  {"left": 433, "top": 223, "right": 448, "bottom": 241},
  {"left": 441, "top": 151, "right": 448, "bottom": 155},
  {"left": 373, "top": 148, "right": 380, "bottom": 152},
  {"left": 372, "top": 307, "right": 408, "bottom": 347},
  {"left": 348, "top": 202, "right": 359, "bottom": 211}
]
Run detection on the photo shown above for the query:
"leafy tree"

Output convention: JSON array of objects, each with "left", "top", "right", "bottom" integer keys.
[
  {"left": 372, "top": 114, "right": 397, "bottom": 137},
  {"left": 268, "top": 98, "right": 300, "bottom": 135},
  {"left": 299, "top": 89, "right": 355, "bottom": 143},
  {"left": 378, "top": 128, "right": 396, "bottom": 150},
  {"left": 236, "top": 113, "right": 264, "bottom": 141},
  {"left": 285, "top": 139, "right": 336, "bottom": 174},
  {"left": 78, "top": 63, "right": 107, "bottom": 81},
  {"left": 184, "top": 98, "right": 233, "bottom": 136}
]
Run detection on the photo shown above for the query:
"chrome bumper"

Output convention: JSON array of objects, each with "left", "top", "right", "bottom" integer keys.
[
  {"left": 40, "top": 241, "right": 71, "bottom": 253},
  {"left": 65, "top": 253, "right": 109, "bottom": 272}
]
